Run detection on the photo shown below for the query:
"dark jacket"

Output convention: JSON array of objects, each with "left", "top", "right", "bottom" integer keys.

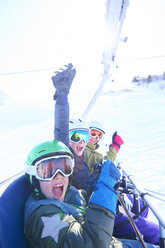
[
  {"left": 24, "top": 185, "right": 115, "bottom": 248},
  {"left": 54, "top": 97, "right": 91, "bottom": 192},
  {"left": 71, "top": 150, "right": 91, "bottom": 191}
]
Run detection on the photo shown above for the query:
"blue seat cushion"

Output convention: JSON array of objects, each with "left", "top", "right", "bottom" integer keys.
[{"left": 0, "top": 175, "right": 31, "bottom": 248}]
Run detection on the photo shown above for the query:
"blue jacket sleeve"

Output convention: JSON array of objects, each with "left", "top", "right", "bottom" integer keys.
[{"left": 54, "top": 94, "right": 69, "bottom": 146}]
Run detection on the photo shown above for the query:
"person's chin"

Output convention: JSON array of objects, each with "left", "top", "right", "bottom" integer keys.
[
  {"left": 77, "top": 151, "right": 83, "bottom": 156},
  {"left": 76, "top": 147, "right": 84, "bottom": 155}
]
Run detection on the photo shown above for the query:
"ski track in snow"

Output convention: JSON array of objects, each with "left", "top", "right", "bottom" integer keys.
[{"left": 0, "top": 80, "right": 165, "bottom": 223}]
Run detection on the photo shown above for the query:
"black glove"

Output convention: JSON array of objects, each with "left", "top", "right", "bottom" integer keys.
[
  {"left": 52, "top": 63, "right": 76, "bottom": 98},
  {"left": 87, "top": 162, "right": 102, "bottom": 198}
]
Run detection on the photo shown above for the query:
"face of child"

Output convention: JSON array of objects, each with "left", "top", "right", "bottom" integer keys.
[
  {"left": 89, "top": 135, "right": 98, "bottom": 145},
  {"left": 39, "top": 173, "right": 69, "bottom": 201},
  {"left": 69, "top": 140, "right": 86, "bottom": 156}
]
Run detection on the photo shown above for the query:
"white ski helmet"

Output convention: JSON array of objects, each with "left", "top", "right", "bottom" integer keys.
[
  {"left": 69, "top": 118, "right": 89, "bottom": 131},
  {"left": 88, "top": 120, "right": 105, "bottom": 134}
]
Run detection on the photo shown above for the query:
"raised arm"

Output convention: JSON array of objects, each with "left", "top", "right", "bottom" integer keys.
[{"left": 52, "top": 63, "right": 76, "bottom": 146}]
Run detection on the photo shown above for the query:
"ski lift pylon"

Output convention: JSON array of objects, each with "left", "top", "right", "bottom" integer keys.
[{"left": 81, "top": 0, "right": 129, "bottom": 120}]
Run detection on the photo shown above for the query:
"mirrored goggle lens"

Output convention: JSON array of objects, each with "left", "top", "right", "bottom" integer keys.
[
  {"left": 90, "top": 128, "right": 104, "bottom": 140},
  {"left": 36, "top": 156, "right": 73, "bottom": 180},
  {"left": 69, "top": 129, "right": 90, "bottom": 143}
]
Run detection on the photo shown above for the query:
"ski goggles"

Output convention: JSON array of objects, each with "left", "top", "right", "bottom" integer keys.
[
  {"left": 90, "top": 128, "right": 104, "bottom": 140},
  {"left": 69, "top": 129, "right": 90, "bottom": 143},
  {"left": 25, "top": 155, "right": 74, "bottom": 181}
]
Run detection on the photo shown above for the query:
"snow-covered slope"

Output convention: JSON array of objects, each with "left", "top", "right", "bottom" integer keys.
[{"left": 0, "top": 78, "right": 165, "bottom": 223}]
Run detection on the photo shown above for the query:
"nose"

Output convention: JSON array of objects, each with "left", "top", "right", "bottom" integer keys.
[
  {"left": 79, "top": 139, "right": 86, "bottom": 144},
  {"left": 53, "top": 172, "right": 64, "bottom": 179}
]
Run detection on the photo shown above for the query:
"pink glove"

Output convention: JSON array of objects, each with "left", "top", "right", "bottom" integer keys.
[{"left": 110, "top": 131, "right": 124, "bottom": 152}]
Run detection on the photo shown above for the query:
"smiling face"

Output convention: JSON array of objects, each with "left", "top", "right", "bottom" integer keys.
[
  {"left": 89, "top": 135, "right": 99, "bottom": 145},
  {"left": 39, "top": 173, "right": 69, "bottom": 201},
  {"left": 69, "top": 139, "right": 87, "bottom": 156}
]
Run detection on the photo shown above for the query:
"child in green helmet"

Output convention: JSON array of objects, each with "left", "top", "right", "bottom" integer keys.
[{"left": 24, "top": 139, "right": 121, "bottom": 248}]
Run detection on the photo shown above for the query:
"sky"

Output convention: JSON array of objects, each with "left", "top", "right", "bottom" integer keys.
[
  {"left": 0, "top": 0, "right": 165, "bottom": 102},
  {"left": 119, "top": 0, "right": 165, "bottom": 59},
  {"left": 0, "top": 0, "right": 105, "bottom": 74},
  {"left": 0, "top": 0, "right": 165, "bottom": 74},
  {"left": 117, "top": 0, "right": 165, "bottom": 77}
]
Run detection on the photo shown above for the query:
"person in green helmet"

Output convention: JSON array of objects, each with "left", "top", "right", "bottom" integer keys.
[
  {"left": 24, "top": 140, "right": 75, "bottom": 200},
  {"left": 24, "top": 139, "right": 122, "bottom": 248}
]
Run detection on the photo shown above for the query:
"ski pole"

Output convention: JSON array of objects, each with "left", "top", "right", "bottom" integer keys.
[{"left": 118, "top": 194, "right": 147, "bottom": 248}]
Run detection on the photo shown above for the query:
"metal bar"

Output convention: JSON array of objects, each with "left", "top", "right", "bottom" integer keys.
[
  {"left": 128, "top": 174, "right": 165, "bottom": 230},
  {"left": 0, "top": 171, "right": 24, "bottom": 187}
]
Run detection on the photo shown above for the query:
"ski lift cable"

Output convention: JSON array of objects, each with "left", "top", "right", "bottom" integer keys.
[
  {"left": 148, "top": 194, "right": 165, "bottom": 203},
  {"left": 118, "top": 55, "right": 165, "bottom": 62},
  {"left": 0, "top": 62, "right": 101, "bottom": 77},
  {"left": 0, "top": 67, "right": 57, "bottom": 76},
  {"left": 143, "top": 190, "right": 165, "bottom": 203},
  {"left": 1, "top": 55, "right": 164, "bottom": 77},
  {"left": 144, "top": 188, "right": 165, "bottom": 197}
]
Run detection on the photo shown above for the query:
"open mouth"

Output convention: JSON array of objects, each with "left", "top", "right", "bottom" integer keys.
[
  {"left": 76, "top": 146, "right": 84, "bottom": 152},
  {"left": 52, "top": 184, "right": 64, "bottom": 199}
]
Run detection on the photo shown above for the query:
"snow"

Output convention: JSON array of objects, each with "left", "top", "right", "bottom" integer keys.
[{"left": 0, "top": 66, "right": 165, "bottom": 225}]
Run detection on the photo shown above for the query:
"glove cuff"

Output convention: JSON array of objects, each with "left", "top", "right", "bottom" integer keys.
[
  {"left": 112, "top": 143, "right": 120, "bottom": 152},
  {"left": 89, "top": 185, "right": 118, "bottom": 215}
]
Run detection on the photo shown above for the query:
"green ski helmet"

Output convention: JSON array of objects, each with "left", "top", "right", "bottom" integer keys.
[{"left": 25, "top": 140, "right": 74, "bottom": 197}]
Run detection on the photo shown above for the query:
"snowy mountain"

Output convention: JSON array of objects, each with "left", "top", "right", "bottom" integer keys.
[{"left": 132, "top": 72, "right": 165, "bottom": 87}]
